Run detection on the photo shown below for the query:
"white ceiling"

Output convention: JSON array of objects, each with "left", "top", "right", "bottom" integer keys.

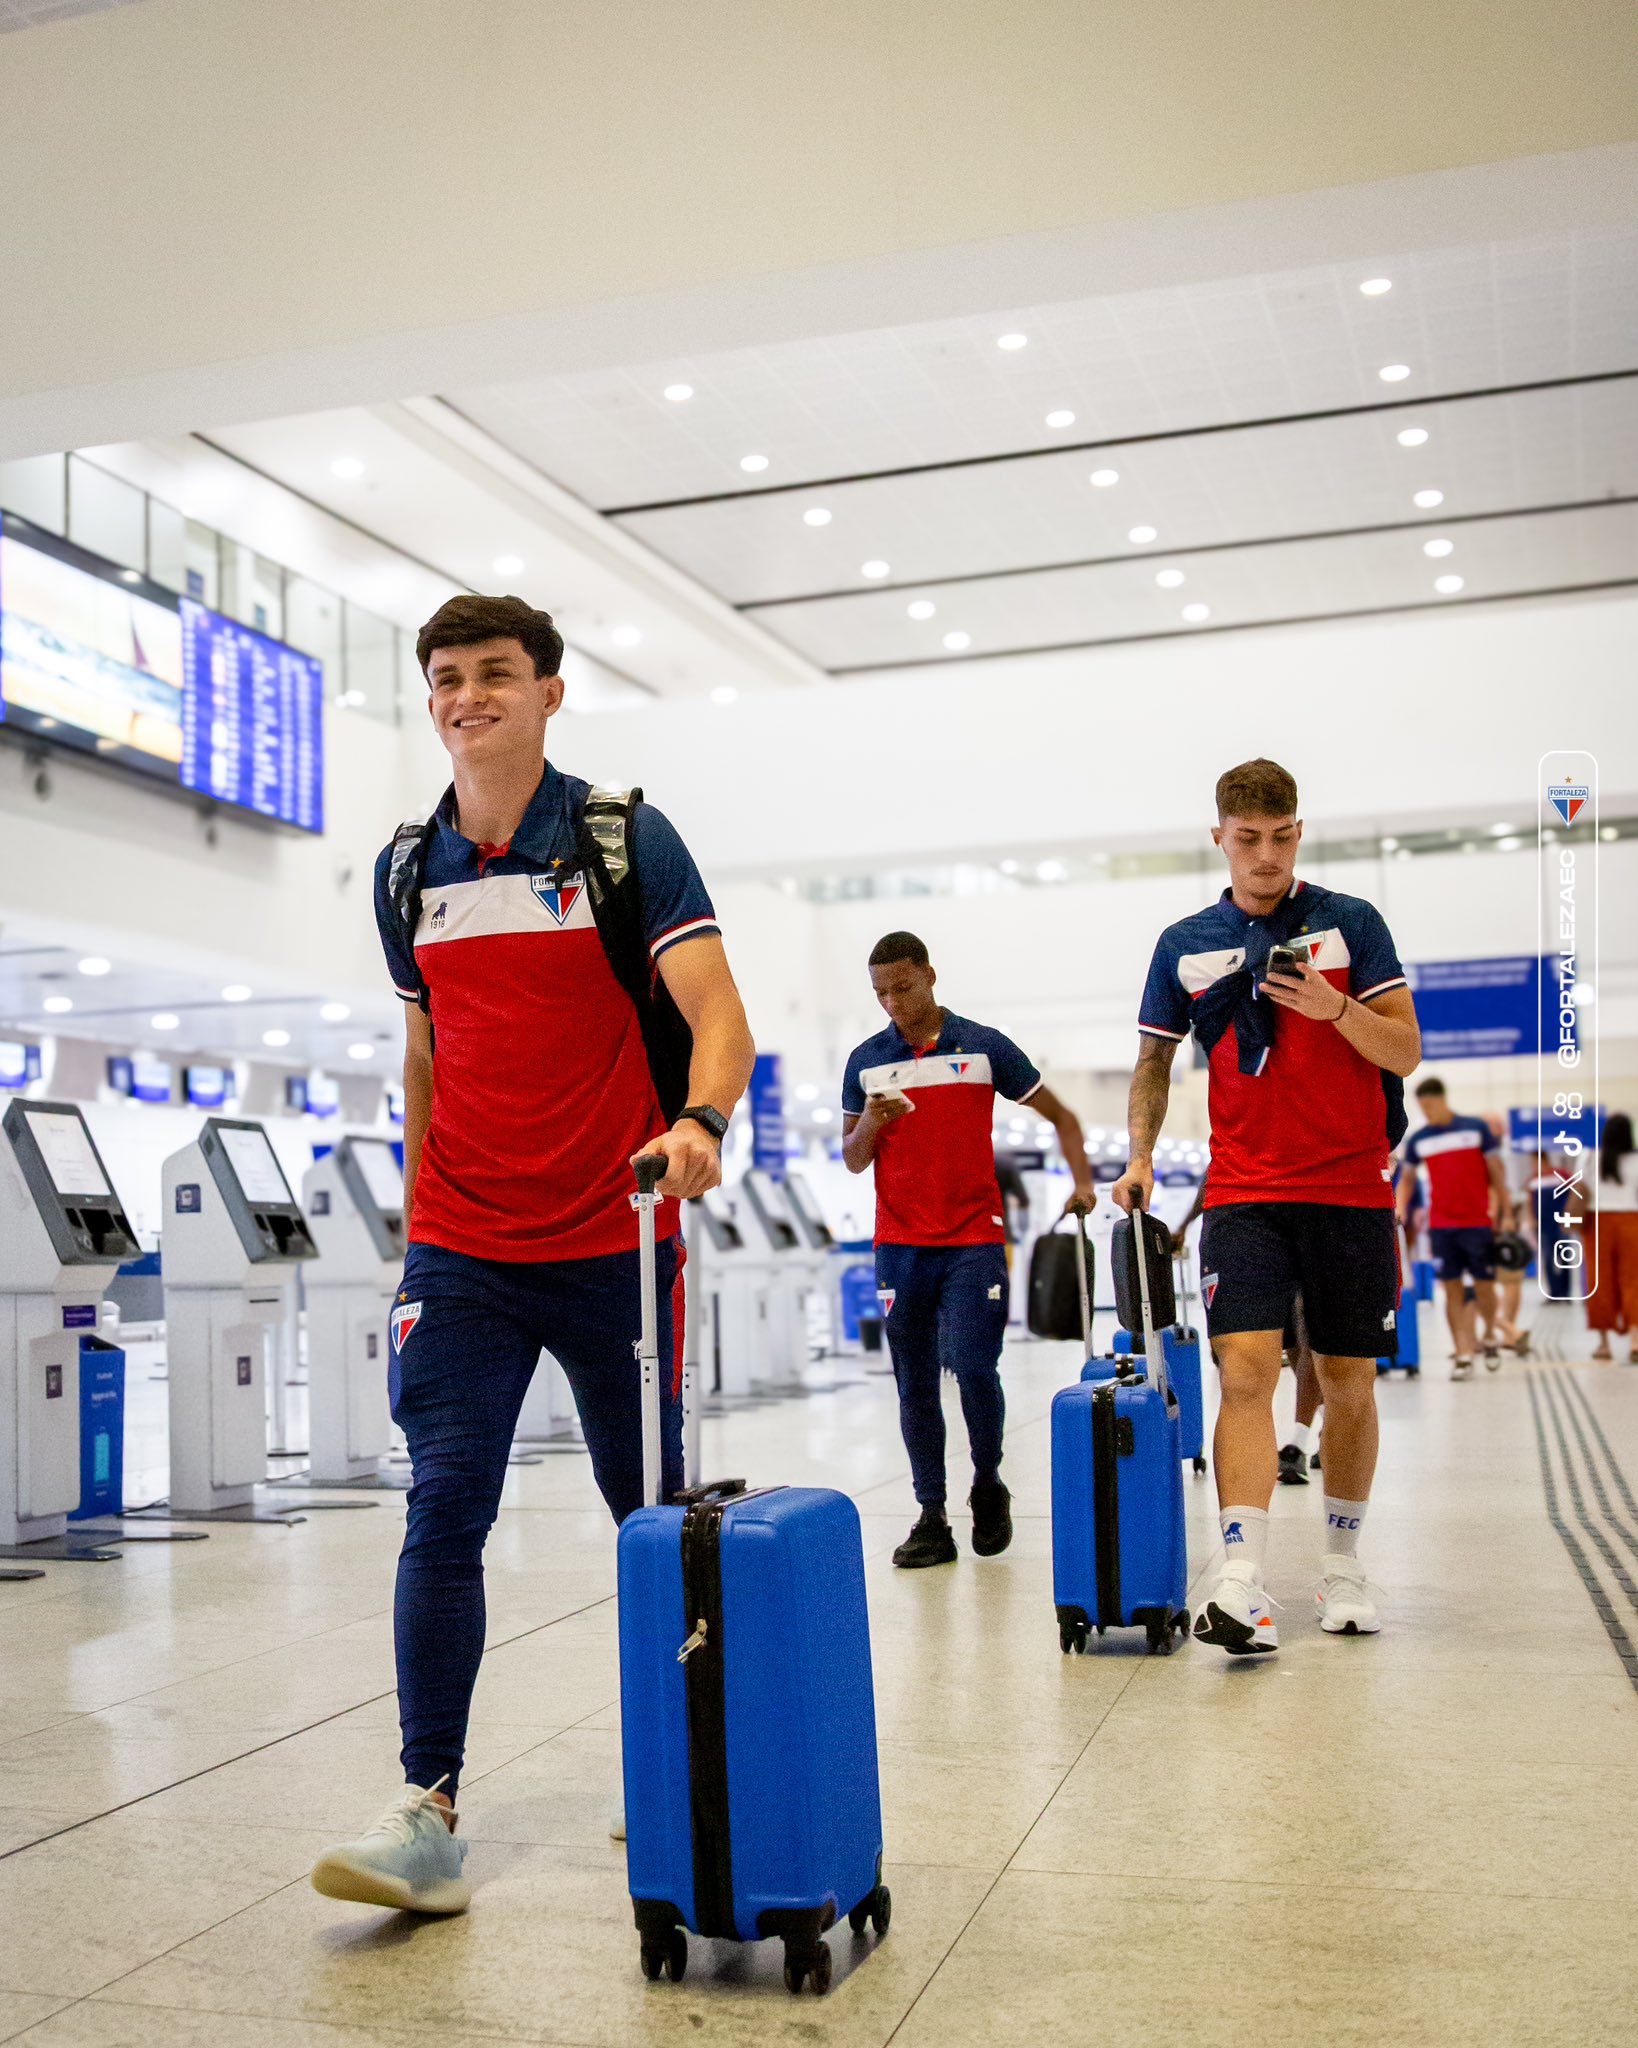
[{"left": 449, "top": 228, "right": 1638, "bottom": 673}]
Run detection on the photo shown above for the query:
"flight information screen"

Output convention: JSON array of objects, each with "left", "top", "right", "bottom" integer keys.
[{"left": 179, "top": 601, "right": 324, "bottom": 832}]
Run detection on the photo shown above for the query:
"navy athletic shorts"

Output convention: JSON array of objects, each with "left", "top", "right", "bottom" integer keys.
[
  {"left": 1199, "top": 1202, "right": 1400, "bottom": 1359},
  {"left": 1430, "top": 1225, "right": 1497, "bottom": 1284}
]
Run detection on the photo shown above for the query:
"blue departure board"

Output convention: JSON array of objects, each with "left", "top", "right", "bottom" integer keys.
[{"left": 178, "top": 600, "right": 324, "bottom": 832}]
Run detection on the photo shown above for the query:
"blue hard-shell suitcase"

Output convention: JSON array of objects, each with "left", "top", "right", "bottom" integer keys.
[
  {"left": 1052, "top": 1194, "right": 1190, "bottom": 1655},
  {"left": 1104, "top": 1324, "right": 1208, "bottom": 1471},
  {"left": 617, "top": 1160, "right": 889, "bottom": 1997}
]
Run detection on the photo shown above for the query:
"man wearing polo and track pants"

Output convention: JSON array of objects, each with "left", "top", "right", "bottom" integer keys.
[
  {"left": 842, "top": 931, "right": 1094, "bottom": 1568},
  {"left": 311, "top": 594, "right": 754, "bottom": 1916}
]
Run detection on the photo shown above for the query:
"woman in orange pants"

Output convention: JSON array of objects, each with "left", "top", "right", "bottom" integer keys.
[{"left": 1588, "top": 1114, "right": 1638, "bottom": 1364}]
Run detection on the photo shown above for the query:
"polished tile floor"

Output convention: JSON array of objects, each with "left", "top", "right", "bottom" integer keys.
[{"left": 2, "top": 1296, "right": 1636, "bottom": 2048}]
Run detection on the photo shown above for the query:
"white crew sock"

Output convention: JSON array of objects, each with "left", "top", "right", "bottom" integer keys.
[
  {"left": 1218, "top": 1505, "right": 1269, "bottom": 1581},
  {"left": 1323, "top": 1497, "right": 1368, "bottom": 1558},
  {"left": 1289, "top": 1421, "right": 1315, "bottom": 1457}
]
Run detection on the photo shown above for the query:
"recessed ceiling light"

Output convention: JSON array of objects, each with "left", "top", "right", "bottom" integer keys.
[
  {"left": 1380, "top": 836, "right": 1399, "bottom": 852},
  {"left": 330, "top": 457, "right": 365, "bottom": 479},
  {"left": 118, "top": 568, "right": 142, "bottom": 584},
  {"left": 1154, "top": 569, "right": 1185, "bottom": 589},
  {"left": 347, "top": 1042, "right": 375, "bottom": 1061},
  {"left": 1378, "top": 363, "right": 1411, "bottom": 383},
  {"left": 492, "top": 554, "right": 525, "bottom": 577},
  {"left": 1397, "top": 427, "right": 1429, "bottom": 447},
  {"left": 1045, "top": 409, "right": 1076, "bottom": 429},
  {"left": 1423, "top": 537, "right": 1454, "bottom": 558},
  {"left": 1413, "top": 489, "right": 1445, "bottom": 509},
  {"left": 997, "top": 332, "right": 1028, "bottom": 351},
  {"left": 795, "top": 1083, "right": 819, "bottom": 1101},
  {"left": 1127, "top": 525, "right": 1158, "bottom": 545},
  {"left": 221, "top": 984, "right": 252, "bottom": 1002},
  {"left": 319, "top": 1002, "right": 350, "bottom": 1023},
  {"left": 262, "top": 1029, "right": 291, "bottom": 1049},
  {"left": 335, "top": 690, "right": 367, "bottom": 709},
  {"left": 999, "top": 859, "right": 1021, "bottom": 875},
  {"left": 150, "top": 1012, "right": 180, "bottom": 1030},
  {"left": 907, "top": 600, "right": 936, "bottom": 620},
  {"left": 860, "top": 560, "right": 890, "bottom": 579},
  {"left": 942, "top": 630, "right": 973, "bottom": 652},
  {"left": 710, "top": 684, "right": 739, "bottom": 706},
  {"left": 1489, "top": 822, "right": 1516, "bottom": 836},
  {"left": 1036, "top": 859, "right": 1067, "bottom": 882},
  {"left": 663, "top": 383, "right": 693, "bottom": 402},
  {"left": 739, "top": 454, "right": 769, "bottom": 473},
  {"left": 43, "top": 995, "right": 73, "bottom": 1015},
  {"left": 1434, "top": 574, "right": 1464, "bottom": 595},
  {"left": 610, "top": 624, "right": 644, "bottom": 647},
  {"left": 1359, "top": 277, "right": 1393, "bottom": 296},
  {"left": 812, "top": 1106, "right": 834, "bottom": 1124},
  {"left": 1182, "top": 603, "right": 1211, "bottom": 622},
  {"left": 77, "top": 956, "right": 111, "bottom": 976},
  {"left": 1090, "top": 468, "right": 1120, "bottom": 488},
  {"left": 803, "top": 507, "right": 832, "bottom": 527}
]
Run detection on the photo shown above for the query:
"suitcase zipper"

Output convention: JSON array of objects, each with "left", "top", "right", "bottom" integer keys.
[
  {"left": 680, "top": 1497, "right": 736, "bottom": 1938},
  {"left": 1091, "top": 1383, "right": 1124, "bottom": 1626}
]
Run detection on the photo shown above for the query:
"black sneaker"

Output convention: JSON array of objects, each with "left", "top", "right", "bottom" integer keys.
[
  {"left": 892, "top": 1508, "right": 958, "bottom": 1569},
  {"left": 1311, "top": 1441, "right": 1322, "bottom": 1473},
  {"left": 1276, "top": 1444, "right": 1310, "bottom": 1486},
  {"left": 969, "top": 1480, "right": 1013, "bottom": 1557}
]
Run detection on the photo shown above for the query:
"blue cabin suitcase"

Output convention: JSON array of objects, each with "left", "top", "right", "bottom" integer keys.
[
  {"left": 1052, "top": 1191, "right": 1190, "bottom": 1655},
  {"left": 617, "top": 1159, "right": 889, "bottom": 1997},
  {"left": 1105, "top": 1323, "right": 1208, "bottom": 1471}
]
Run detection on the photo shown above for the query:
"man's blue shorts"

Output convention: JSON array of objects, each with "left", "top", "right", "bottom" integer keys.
[{"left": 1430, "top": 1225, "right": 1496, "bottom": 1284}]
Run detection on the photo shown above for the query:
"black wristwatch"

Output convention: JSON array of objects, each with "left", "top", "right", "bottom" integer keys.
[{"left": 675, "top": 1104, "right": 729, "bottom": 1144}]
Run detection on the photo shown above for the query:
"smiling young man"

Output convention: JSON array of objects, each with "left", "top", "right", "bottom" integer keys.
[
  {"left": 311, "top": 595, "right": 754, "bottom": 1915},
  {"left": 1112, "top": 759, "right": 1420, "bottom": 1654},
  {"left": 842, "top": 932, "right": 1094, "bottom": 1567}
]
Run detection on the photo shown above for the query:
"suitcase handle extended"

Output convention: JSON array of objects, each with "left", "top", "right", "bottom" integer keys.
[
  {"left": 1074, "top": 1211, "right": 1093, "bottom": 1352},
  {"left": 1128, "top": 1187, "right": 1171, "bottom": 1403},
  {"left": 634, "top": 1154, "right": 667, "bottom": 1507}
]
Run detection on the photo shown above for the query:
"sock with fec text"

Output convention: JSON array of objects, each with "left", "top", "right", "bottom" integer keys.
[
  {"left": 1323, "top": 1497, "right": 1368, "bottom": 1558},
  {"left": 1218, "top": 1505, "right": 1269, "bottom": 1580}
]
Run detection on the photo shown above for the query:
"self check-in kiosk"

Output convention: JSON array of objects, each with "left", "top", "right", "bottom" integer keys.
[
  {"left": 689, "top": 1188, "right": 762, "bottom": 1399},
  {"left": 161, "top": 1118, "right": 317, "bottom": 1515},
  {"left": 301, "top": 1137, "right": 405, "bottom": 1484},
  {"left": 740, "top": 1169, "right": 811, "bottom": 1387},
  {"left": 0, "top": 1100, "right": 139, "bottom": 1553}
]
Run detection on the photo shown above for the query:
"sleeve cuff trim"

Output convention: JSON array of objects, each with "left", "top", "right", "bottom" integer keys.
[
  {"left": 1138, "top": 1023, "right": 1187, "bottom": 1041},
  {"left": 1357, "top": 976, "right": 1408, "bottom": 1001},
  {"left": 650, "top": 917, "right": 721, "bottom": 959}
]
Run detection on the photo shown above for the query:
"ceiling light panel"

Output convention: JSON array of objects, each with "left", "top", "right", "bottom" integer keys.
[{"left": 449, "top": 229, "right": 1638, "bottom": 511}]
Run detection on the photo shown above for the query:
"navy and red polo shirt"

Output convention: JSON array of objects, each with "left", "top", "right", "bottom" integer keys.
[
  {"left": 1138, "top": 881, "right": 1408, "bottom": 1210},
  {"left": 373, "top": 764, "right": 719, "bottom": 1263},
  {"left": 842, "top": 1012, "right": 1042, "bottom": 1247},
  {"left": 1402, "top": 1114, "right": 1499, "bottom": 1230}
]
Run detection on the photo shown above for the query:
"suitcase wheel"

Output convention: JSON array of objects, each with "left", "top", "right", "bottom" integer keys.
[
  {"left": 1145, "top": 1614, "right": 1173, "bottom": 1655},
  {"left": 784, "top": 1938, "right": 833, "bottom": 1995},
  {"left": 1058, "top": 1619, "right": 1090, "bottom": 1655},
  {"left": 848, "top": 1884, "right": 892, "bottom": 1938},
  {"left": 639, "top": 1929, "right": 687, "bottom": 1983},
  {"left": 1192, "top": 1457, "right": 1209, "bottom": 1476}
]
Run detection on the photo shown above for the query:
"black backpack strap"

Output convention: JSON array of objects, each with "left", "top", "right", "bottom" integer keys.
[
  {"left": 384, "top": 803, "right": 441, "bottom": 1014},
  {"left": 574, "top": 785, "right": 695, "bottom": 1125}
]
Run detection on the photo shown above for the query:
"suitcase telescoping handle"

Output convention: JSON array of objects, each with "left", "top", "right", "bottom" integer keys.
[
  {"left": 1074, "top": 1209, "right": 1093, "bottom": 1351},
  {"left": 634, "top": 1153, "right": 667, "bottom": 1508},
  {"left": 1128, "top": 1186, "right": 1171, "bottom": 1403}
]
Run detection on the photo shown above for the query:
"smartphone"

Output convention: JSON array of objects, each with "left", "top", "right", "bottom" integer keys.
[
  {"left": 868, "top": 1085, "right": 914, "bottom": 1111},
  {"left": 1266, "top": 945, "right": 1303, "bottom": 977}
]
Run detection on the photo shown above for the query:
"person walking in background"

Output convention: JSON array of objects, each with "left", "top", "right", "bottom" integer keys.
[
  {"left": 842, "top": 931, "right": 1094, "bottom": 1567},
  {"left": 1587, "top": 1113, "right": 1638, "bottom": 1365},
  {"left": 1399, "top": 1078, "right": 1514, "bottom": 1377},
  {"left": 1114, "top": 757, "right": 1421, "bottom": 1653}
]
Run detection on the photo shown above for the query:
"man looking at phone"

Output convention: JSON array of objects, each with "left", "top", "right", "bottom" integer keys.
[
  {"left": 1399, "top": 1077, "right": 1513, "bottom": 1377},
  {"left": 842, "top": 932, "right": 1094, "bottom": 1567},
  {"left": 1113, "top": 760, "right": 1420, "bottom": 1653}
]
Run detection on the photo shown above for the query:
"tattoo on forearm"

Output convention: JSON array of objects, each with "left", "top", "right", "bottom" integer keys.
[{"left": 1127, "top": 1045, "right": 1172, "bottom": 1156}]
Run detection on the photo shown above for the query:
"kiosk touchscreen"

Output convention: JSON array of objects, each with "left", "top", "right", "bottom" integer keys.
[
  {"left": 162, "top": 1118, "right": 317, "bottom": 1514},
  {"left": 301, "top": 1137, "right": 405, "bottom": 1483},
  {"left": 0, "top": 1100, "right": 139, "bottom": 1549}
]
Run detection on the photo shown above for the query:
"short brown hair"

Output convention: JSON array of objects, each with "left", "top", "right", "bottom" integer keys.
[
  {"left": 416, "top": 594, "right": 564, "bottom": 679},
  {"left": 1215, "top": 757, "right": 1298, "bottom": 821}
]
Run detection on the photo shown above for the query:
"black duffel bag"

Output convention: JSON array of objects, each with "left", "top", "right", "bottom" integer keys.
[{"left": 1028, "top": 1217, "right": 1093, "bottom": 1341}]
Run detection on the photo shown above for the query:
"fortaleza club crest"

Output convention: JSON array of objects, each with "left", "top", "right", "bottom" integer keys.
[
  {"left": 877, "top": 1288, "right": 896, "bottom": 1317},
  {"left": 1201, "top": 1271, "right": 1220, "bottom": 1310},
  {"left": 1548, "top": 781, "right": 1590, "bottom": 827},
  {"left": 530, "top": 871, "right": 584, "bottom": 924},
  {"left": 391, "top": 1301, "right": 423, "bottom": 1353}
]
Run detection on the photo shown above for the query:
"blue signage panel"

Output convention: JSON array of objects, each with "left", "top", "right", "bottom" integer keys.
[
  {"left": 184, "top": 1064, "right": 228, "bottom": 1108},
  {"left": 748, "top": 1052, "right": 786, "bottom": 1177},
  {"left": 1403, "top": 956, "right": 1574, "bottom": 1061},
  {"left": 178, "top": 599, "right": 324, "bottom": 832}
]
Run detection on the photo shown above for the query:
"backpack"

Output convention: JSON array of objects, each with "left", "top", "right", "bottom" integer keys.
[{"left": 384, "top": 783, "right": 695, "bottom": 1124}]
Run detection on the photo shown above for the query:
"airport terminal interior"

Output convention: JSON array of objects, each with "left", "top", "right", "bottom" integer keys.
[{"left": 0, "top": 5, "right": 1635, "bottom": 2044}]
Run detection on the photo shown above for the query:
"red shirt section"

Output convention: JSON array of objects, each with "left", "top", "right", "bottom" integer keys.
[{"left": 1403, "top": 1115, "right": 1497, "bottom": 1229}]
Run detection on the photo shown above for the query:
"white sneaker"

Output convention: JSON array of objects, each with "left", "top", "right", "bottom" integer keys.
[
  {"left": 311, "top": 1780, "right": 470, "bottom": 1913},
  {"left": 1483, "top": 1345, "right": 1502, "bottom": 1373},
  {"left": 609, "top": 1802, "right": 626, "bottom": 1843},
  {"left": 1317, "top": 1554, "right": 1381, "bottom": 1636},
  {"left": 1191, "top": 1564, "right": 1278, "bottom": 1656},
  {"left": 1452, "top": 1357, "right": 1474, "bottom": 1380}
]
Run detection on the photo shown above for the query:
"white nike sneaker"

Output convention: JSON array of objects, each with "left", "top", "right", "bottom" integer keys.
[
  {"left": 1452, "top": 1357, "right": 1474, "bottom": 1380},
  {"left": 1317, "top": 1554, "right": 1381, "bottom": 1636},
  {"left": 1191, "top": 1564, "right": 1278, "bottom": 1656},
  {"left": 310, "top": 1780, "right": 470, "bottom": 1913},
  {"left": 609, "top": 1802, "right": 626, "bottom": 1843}
]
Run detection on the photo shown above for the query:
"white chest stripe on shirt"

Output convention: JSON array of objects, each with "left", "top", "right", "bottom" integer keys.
[
  {"left": 1413, "top": 1128, "right": 1485, "bottom": 1158},
  {"left": 415, "top": 871, "right": 597, "bottom": 948},
  {"left": 860, "top": 1053, "right": 994, "bottom": 1094},
  {"left": 1177, "top": 926, "right": 1352, "bottom": 997}
]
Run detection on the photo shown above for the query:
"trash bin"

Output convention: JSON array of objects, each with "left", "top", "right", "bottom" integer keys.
[{"left": 69, "top": 1335, "right": 125, "bottom": 1520}]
